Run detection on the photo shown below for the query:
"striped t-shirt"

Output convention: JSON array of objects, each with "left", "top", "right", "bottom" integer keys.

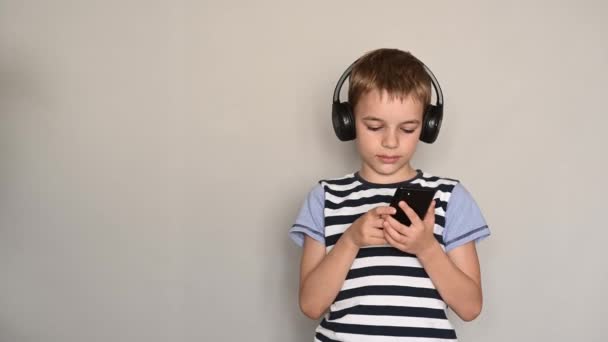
[{"left": 289, "top": 170, "right": 490, "bottom": 342}]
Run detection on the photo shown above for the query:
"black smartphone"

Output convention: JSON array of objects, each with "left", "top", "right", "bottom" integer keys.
[{"left": 389, "top": 187, "right": 436, "bottom": 226}]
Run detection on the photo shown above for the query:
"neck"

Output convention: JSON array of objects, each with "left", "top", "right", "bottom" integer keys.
[{"left": 358, "top": 164, "right": 418, "bottom": 184}]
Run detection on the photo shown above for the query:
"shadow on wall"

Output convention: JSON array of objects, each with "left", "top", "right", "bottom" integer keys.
[
  {"left": 281, "top": 236, "right": 319, "bottom": 341},
  {"left": 0, "top": 48, "right": 48, "bottom": 111},
  {"left": 267, "top": 183, "right": 318, "bottom": 342},
  {"left": 0, "top": 48, "right": 46, "bottom": 187},
  {"left": 0, "top": 47, "right": 53, "bottom": 155}
]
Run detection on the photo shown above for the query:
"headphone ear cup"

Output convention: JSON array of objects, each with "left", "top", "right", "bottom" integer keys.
[
  {"left": 332, "top": 102, "right": 356, "bottom": 141},
  {"left": 420, "top": 105, "right": 443, "bottom": 144}
]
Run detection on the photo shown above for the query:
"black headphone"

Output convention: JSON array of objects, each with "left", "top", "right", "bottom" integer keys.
[{"left": 331, "top": 57, "right": 444, "bottom": 143}]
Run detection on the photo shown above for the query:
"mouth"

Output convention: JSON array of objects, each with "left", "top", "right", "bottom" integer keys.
[{"left": 377, "top": 155, "right": 401, "bottom": 164}]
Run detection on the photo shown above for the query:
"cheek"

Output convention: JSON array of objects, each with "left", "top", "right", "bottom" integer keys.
[
  {"left": 404, "top": 133, "right": 420, "bottom": 144},
  {"left": 401, "top": 136, "right": 420, "bottom": 153},
  {"left": 355, "top": 124, "right": 373, "bottom": 141},
  {"left": 355, "top": 133, "right": 372, "bottom": 150},
  {"left": 354, "top": 121, "right": 367, "bottom": 136},
  {"left": 355, "top": 132, "right": 378, "bottom": 156}
]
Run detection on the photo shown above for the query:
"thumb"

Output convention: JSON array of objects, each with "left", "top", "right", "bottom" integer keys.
[{"left": 424, "top": 200, "right": 436, "bottom": 226}]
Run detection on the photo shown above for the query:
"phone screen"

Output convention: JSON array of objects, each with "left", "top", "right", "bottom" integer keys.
[{"left": 389, "top": 187, "right": 436, "bottom": 226}]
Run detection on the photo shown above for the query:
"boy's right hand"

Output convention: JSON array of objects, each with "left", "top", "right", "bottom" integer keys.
[{"left": 344, "top": 206, "right": 397, "bottom": 248}]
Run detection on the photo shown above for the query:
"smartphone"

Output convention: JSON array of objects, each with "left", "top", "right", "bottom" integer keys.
[{"left": 389, "top": 187, "right": 436, "bottom": 226}]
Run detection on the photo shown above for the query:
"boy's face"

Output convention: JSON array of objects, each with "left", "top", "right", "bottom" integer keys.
[{"left": 354, "top": 89, "right": 424, "bottom": 184}]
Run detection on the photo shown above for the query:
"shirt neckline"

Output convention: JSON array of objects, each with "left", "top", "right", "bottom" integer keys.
[{"left": 354, "top": 169, "right": 423, "bottom": 188}]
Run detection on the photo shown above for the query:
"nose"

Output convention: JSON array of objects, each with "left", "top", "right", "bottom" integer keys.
[{"left": 381, "top": 129, "right": 399, "bottom": 149}]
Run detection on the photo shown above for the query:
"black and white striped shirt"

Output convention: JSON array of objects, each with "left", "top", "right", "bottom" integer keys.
[{"left": 315, "top": 170, "right": 462, "bottom": 342}]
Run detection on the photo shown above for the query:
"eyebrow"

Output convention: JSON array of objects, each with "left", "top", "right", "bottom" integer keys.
[{"left": 361, "top": 116, "right": 420, "bottom": 125}]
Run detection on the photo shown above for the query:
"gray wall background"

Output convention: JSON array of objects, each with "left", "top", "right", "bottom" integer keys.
[{"left": 1, "top": 1, "right": 607, "bottom": 341}]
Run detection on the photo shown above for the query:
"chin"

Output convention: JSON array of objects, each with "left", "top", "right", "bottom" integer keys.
[{"left": 373, "top": 164, "right": 406, "bottom": 176}]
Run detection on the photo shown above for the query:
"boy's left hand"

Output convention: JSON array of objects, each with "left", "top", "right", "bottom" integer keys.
[{"left": 382, "top": 200, "right": 438, "bottom": 256}]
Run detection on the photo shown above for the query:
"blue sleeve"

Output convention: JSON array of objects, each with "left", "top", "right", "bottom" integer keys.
[
  {"left": 443, "top": 183, "right": 490, "bottom": 252},
  {"left": 288, "top": 184, "right": 325, "bottom": 247}
]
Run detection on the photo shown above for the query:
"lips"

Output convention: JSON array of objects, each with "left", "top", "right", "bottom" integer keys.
[{"left": 377, "top": 155, "right": 400, "bottom": 164}]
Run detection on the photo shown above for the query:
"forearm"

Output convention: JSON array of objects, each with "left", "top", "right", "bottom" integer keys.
[
  {"left": 299, "top": 234, "right": 359, "bottom": 319},
  {"left": 417, "top": 241, "right": 482, "bottom": 321}
]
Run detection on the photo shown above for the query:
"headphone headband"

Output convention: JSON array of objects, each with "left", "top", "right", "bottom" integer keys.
[
  {"left": 332, "top": 58, "right": 443, "bottom": 108},
  {"left": 332, "top": 62, "right": 356, "bottom": 104}
]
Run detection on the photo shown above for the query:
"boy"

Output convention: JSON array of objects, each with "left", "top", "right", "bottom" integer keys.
[{"left": 289, "top": 48, "right": 490, "bottom": 341}]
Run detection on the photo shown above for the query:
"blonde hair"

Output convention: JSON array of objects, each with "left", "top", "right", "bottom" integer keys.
[{"left": 348, "top": 48, "right": 432, "bottom": 111}]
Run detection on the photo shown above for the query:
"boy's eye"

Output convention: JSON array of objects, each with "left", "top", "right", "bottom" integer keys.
[
  {"left": 401, "top": 128, "right": 416, "bottom": 134},
  {"left": 366, "top": 126, "right": 382, "bottom": 131}
]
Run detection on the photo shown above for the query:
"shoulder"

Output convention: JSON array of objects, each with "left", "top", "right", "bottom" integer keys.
[
  {"left": 319, "top": 172, "right": 358, "bottom": 189},
  {"left": 419, "top": 170, "right": 459, "bottom": 183},
  {"left": 307, "top": 182, "right": 325, "bottom": 203},
  {"left": 317, "top": 172, "right": 364, "bottom": 196},
  {"left": 449, "top": 182, "right": 475, "bottom": 203},
  {"left": 420, "top": 172, "right": 480, "bottom": 219},
  {"left": 413, "top": 170, "right": 460, "bottom": 192}
]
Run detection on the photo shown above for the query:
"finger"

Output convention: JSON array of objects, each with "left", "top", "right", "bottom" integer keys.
[
  {"left": 371, "top": 218, "right": 385, "bottom": 228},
  {"left": 423, "top": 200, "right": 436, "bottom": 225},
  {"left": 425, "top": 199, "right": 435, "bottom": 216},
  {"left": 374, "top": 206, "right": 397, "bottom": 217},
  {"left": 384, "top": 228, "right": 406, "bottom": 251},
  {"left": 383, "top": 220, "right": 408, "bottom": 244},
  {"left": 399, "top": 201, "right": 423, "bottom": 226},
  {"left": 384, "top": 215, "right": 412, "bottom": 237},
  {"left": 369, "top": 228, "right": 387, "bottom": 239}
]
